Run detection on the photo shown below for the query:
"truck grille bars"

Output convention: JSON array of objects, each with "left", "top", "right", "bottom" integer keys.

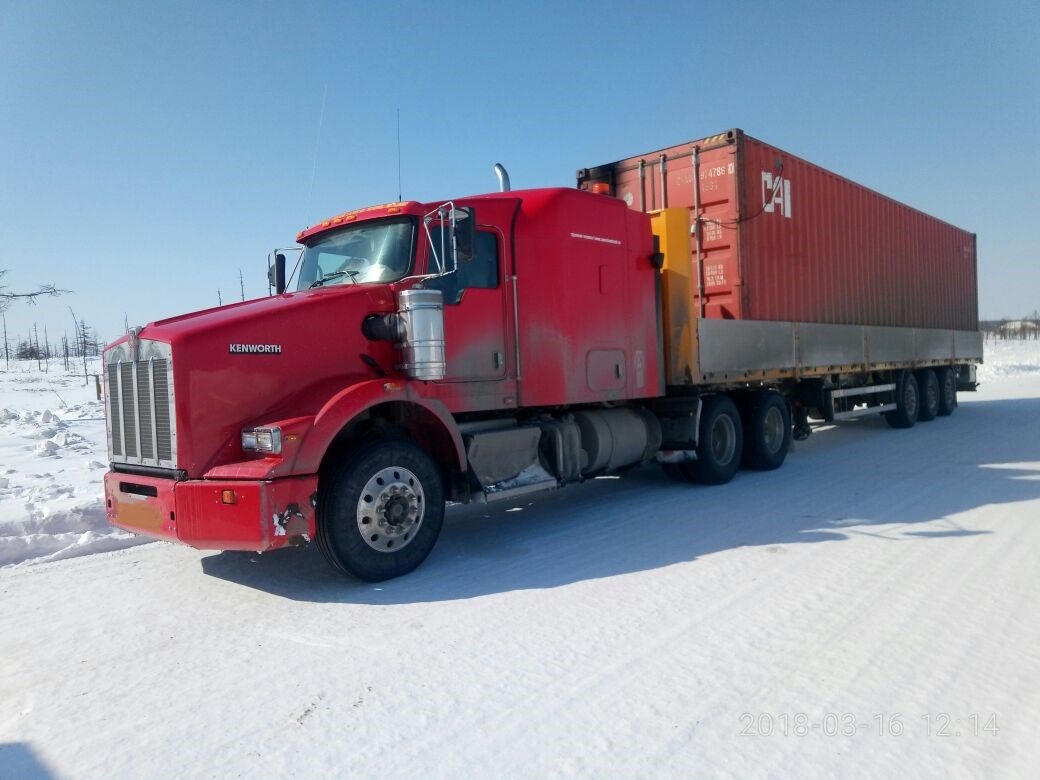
[{"left": 104, "top": 340, "right": 177, "bottom": 469}]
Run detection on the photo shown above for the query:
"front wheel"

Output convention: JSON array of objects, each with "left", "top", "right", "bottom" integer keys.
[{"left": 317, "top": 437, "right": 445, "bottom": 581}]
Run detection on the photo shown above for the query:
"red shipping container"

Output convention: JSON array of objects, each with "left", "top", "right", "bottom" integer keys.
[{"left": 577, "top": 129, "right": 978, "bottom": 332}]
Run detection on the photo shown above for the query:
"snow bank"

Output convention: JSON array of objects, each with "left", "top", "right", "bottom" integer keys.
[
  {"left": 978, "top": 338, "right": 1040, "bottom": 379},
  {"left": 0, "top": 360, "right": 148, "bottom": 567}
]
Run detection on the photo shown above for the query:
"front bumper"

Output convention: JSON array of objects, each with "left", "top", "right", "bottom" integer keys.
[{"left": 104, "top": 471, "right": 318, "bottom": 551}]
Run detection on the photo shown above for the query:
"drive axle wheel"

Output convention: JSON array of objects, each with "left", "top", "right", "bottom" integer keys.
[
  {"left": 660, "top": 395, "right": 742, "bottom": 485},
  {"left": 693, "top": 395, "right": 743, "bottom": 484},
  {"left": 317, "top": 437, "right": 444, "bottom": 581},
  {"left": 742, "top": 391, "right": 792, "bottom": 470}
]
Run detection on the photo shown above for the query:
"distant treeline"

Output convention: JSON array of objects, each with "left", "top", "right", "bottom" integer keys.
[
  {"left": 2, "top": 319, "right": 102, "bottom": 371},
  {"left": 980, "top": 316, "right": 1040, "bottom": 340}
]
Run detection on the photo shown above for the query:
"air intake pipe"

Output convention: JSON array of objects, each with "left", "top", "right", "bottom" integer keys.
[
  {"left": 362, "top": 289, "right": 446, "bottom": 381},
  {"left": 394, "top": 289, "right": 446, "bottom": 381},
  {"left": 493, "top": 163, "right": 510, "bottom": 193}
]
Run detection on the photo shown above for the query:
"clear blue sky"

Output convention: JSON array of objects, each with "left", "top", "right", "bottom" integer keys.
[{"left": 1, "top": 0, "right": 1037, "bottom": 346}]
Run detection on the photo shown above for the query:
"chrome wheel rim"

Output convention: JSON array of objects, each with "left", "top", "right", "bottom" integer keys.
[
  {"left": 762, "top": 406, "right": 785, "bottom": 454},
  {"left": 356, "top": 466, "right": 425, "bottom": 552},
  {"left": 710, "top": 414, "right": 737, "bottom": 465}
]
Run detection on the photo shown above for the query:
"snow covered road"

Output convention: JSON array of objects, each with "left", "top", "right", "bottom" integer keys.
[{"left": 2, "top": 342, "right": 1040, "bottom": 777}]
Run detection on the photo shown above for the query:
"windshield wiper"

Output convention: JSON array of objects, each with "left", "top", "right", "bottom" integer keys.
[{"left": 309, "top": 269, "right": 361, "bottom": 289}]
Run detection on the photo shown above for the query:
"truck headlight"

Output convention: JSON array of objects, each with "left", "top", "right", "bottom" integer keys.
[{"left": 242, "top": 426, "right": 282, "bottom": 455}]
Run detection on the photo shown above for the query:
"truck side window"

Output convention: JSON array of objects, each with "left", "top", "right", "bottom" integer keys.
[{"left": 426, "top": 229, "right": 499, "bottom": 304}]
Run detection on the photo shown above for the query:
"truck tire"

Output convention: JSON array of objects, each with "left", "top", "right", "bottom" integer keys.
[
  {"left": 936, "top": 367, "right": 957, "bottom": 416},
  {"left": 742, "top": 391, "right": 791, "bottom": 471},
  {"left": 316, "top": 437, "right": 444, "bottom": 582},
  {"left": 692, "top": 394, "right": 743, "bottom": 484},
  {"left": 916, "top": 369, "right": 940, "bottom": 422},
  {"left": 884, "top": 370, "right": 919, "bottom": 429}
]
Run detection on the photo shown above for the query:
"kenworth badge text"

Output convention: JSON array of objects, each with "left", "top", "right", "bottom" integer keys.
[{"left": 103, "top": 129, "right": 981, "bottom": 581}]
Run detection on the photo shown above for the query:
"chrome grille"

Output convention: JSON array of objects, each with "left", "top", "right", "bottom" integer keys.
[
  {"left": 136, "top": 363, "right": 152, "bottom": 459},
  {"left": 107, "top": 367, "right": 121, "bottom": 454},
  {"left": 104, "top": 340, "right": 177, "bottom": 468},
  {"left": 152, "top": 361, "right": 172, "bottom": 461},
  {"left": 119, "top": 363, "right": 137, "bottom": 458}
]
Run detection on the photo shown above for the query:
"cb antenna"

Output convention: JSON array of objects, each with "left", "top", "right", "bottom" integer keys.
[{"left": 396, "top": 108, "right": 402, "bottom": 201}]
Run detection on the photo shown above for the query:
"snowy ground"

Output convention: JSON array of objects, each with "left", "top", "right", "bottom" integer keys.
[
  {"left": 2, "top": 340, "right": 1039, "bottom": 778},
  {"left": 0, "top": 359, "right": 145, "bottom": 567}
]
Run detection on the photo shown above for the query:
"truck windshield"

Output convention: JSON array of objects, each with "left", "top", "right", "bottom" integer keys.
[{"left": 297, "top": 217, "right": 415, "bottom": 290}]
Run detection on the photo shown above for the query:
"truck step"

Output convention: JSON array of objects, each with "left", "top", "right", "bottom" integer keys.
[{"left": 482, "top": 479, "right": 559, "bottom": 503}]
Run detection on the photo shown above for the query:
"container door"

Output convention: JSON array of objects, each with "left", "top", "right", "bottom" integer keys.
[{"left": 603, "top": 139, "right": 744, "bottom": 320}]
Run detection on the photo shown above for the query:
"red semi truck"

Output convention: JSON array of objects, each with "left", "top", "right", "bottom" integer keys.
[{"left": 103, "top": 129, "right": 982, "bottom": 581}]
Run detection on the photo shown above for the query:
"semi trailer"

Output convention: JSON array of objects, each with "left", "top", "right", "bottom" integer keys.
[{"left": 103, "top": 129, "right": 982, "bottom": 581}]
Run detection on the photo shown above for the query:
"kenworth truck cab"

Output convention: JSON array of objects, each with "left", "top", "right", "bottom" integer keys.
[{"left": 103, "top": 187, "right": 665, "bottom": 580}]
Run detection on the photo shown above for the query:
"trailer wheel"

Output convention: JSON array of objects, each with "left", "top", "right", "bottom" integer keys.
[
  {"left": 690, "top": 395, "right": 743, "bottom": 484},
  {"left": 936, "top": 367, "right": 957, "bottom": 416},
  {"left": 316, "top": 437, "right": 444, "bottom": 582},
  {"left": 916, "top": 369, "right": 940, "bottom": 422},
  {"left": 884, "top": 371, "right": 919, "bottom": 429},
  {"left": 742, "top": 391, "right": 791, "bottom": 470}
]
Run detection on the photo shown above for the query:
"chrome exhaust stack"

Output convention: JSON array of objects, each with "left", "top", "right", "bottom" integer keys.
[{"left": 493, "top": 163, "right": 511, "bottom": 193}]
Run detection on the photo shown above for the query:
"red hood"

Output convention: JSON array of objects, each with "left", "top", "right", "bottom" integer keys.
[{"left": 107, "top": 285, "right": 399, "bottom": 477}]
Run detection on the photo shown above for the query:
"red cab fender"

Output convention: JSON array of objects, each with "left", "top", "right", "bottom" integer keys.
[{"left": 289, "top": 378, "right": 467, "bottom": 475}]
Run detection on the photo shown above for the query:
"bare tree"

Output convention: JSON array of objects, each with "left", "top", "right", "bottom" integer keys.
[
  {"left": 33, "top": 323, "right": 42, "bottom": 371},
  {"left": 0, "top": 270, "right": 68, "bottom": 312},
  {"left": 68, "top": 307, "right": 91, "bottom": 383}
]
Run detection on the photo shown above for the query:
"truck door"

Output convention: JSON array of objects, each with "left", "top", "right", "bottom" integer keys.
[{"left": 424, "top": 226, "right": 509, "bottom": 382}]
